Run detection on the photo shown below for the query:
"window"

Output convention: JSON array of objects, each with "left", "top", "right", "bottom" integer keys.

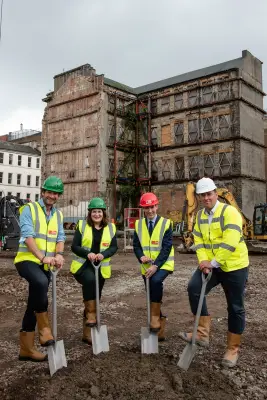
[
  {"left": 8, "top": 173, "right": 12, "bottom": 184},
  {"left": 151, "top": 161, "right": 158, "bottom": 181},
  {"left": 202, "top": 118, "right": 214, "bottom": 141},
  {"left": 162, "top": 160, "right": 171, "bottom": 180},
  {"left": 0, "top": 153, "right": 3, "bottom": 164},
  {"left": 151, "top": 127, "right": 158, "bottom": 147},
  {"left": 219, "top": 115, "right": 231, "bottom": 139},
  {"left": 9, "top": 154, "right": 13, "bottom": 165},
  {"left": 174, "top": 122, "right": 184, "bottom": 144},
  {"left": 108, "top": 124, "right": 115, "bottom": 145},
  {"left": 108, "top": 158, "right": 114, "bottom": 180},
  {"left": 16, "top": 193, "right": 21, "bottom": 199},
  {"left": 201, "top": 86, "right": 213, "bottom": 104},
  {"left": 219, "top": 152, "right": 232, "bottom": 176},
  {"left": 0, "top": 172, "right": 2, "bottom": 183},
  {"left": 35, "top": 194, "right": 39, "bottom": 201},
  {"left": 36, "top": 158, "right": 40, "bottom": 168},
  {"left": 0, "top": 191, "right": 2, "bottom": 198},
  {"left": 18, "top": 155, "right": 22, "bottom": 166},
  {"left": 161, "top": 96, "right": 170, "bottom": 112},
  {"left": 189, "top": 155, "right": 201, "bottom": 179},
  {"left": 188, "top": 89, "right": 199, "bottom": 107},
  {"left": 188, "top": 119, "right": 200, "bottom": 143},
  {"left": 218, "top": 83, "right": 230, "bottom": 101},
  {"left": 36, "top": 176, "right": 40, "bottom": 187},
  {"left": 174, "top": 93, "right": 183, "bottom": 109},
  {"left": 7, "top": 192, "right": 12, "bottom": 196},
  {"left": 175, "top": 157, "right": 185, "bottom": 180},
  {"left": 17, "top": 174, "right": 21, "bottom": 185},
  {"left": 27, "top": 175, "right": 31, "bottom": 186},
  {"left": 151, "top": 100, "right": 157, "bottom": 115},
  {"left": 204, "top": 154, "right": 215, "bottom": 176},
  {"left": 26, "top": 193, "right": 31, "bottom": 200},
  {"left": 28, "top": 157, "right": 32, "bottom": 167}
]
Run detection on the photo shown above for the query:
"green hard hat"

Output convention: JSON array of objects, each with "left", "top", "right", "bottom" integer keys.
[
  {"left": 88, "top": 197, "right": 107, "bottom": 210},
  {"left": 42, "top": 176, "right": 64, "bottom": 194}
]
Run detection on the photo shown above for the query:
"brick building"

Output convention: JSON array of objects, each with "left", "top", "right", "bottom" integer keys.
[{"left": 42, "top": 50, "right": 265, "bottom": 222}]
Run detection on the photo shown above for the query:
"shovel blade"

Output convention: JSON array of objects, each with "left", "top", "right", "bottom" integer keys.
[
  {"left": 91, "top": 325, "right": 109, "bottom": 355},
  {"left": 177, "top": 343, "right": 197, "bottom": 371},
  {"left": 47, "top": 340, "right": 67, "bottom": 377},
  {"left": 141, "top": 327, "right": 158, "bottom": 354}
]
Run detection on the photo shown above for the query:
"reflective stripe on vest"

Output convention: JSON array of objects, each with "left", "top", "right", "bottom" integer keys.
[
  {"left": 135, "top": 217, "right": 174, "bottom": 275},
  {"left": 70, "top": 220, "right": 116, "bottom": 278},
  {"left": 14, "top": 202, "right": 62, "bottom": 271}
]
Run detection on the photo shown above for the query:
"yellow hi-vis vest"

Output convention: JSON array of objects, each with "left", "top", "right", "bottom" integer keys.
[
  {"left": 14, "top": 202, "right": 63, "bottom": 271},
  {"left": 135, "top": 217, "right": 174, "bottom": 275},
  {"left": 193, "top": 202, "right": 249, "bottom": 272},
  {"left": 70, "top": 220, "right": 116, "bottom": 278}
]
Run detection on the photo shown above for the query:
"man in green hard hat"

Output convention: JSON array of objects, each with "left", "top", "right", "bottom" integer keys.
[{"left": 14, "top": 176, "right": 66, "bottom": 362}]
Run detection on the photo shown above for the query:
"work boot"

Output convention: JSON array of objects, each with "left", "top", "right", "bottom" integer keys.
[
  {"left": 84, "top": 300, "right": 97, "bottom": 327},
  {"left": 221, "top": 332, "right": 241, "bottom": 368},
  {"left": 150, "top": 302, "right": 161, "bottom": 333},
  {"left": 19, "top": 331, "right": 47, "bottom": 362},
  {"left": 178, "top": 315, "right": 211, "bottom": 347},
  {"left": 82, "top": 318, "right": 92, "bottom": 345},
  {"left": 158, "top": 316, "right": 167, "bottom": 342},
  {"left": 36, "top": 312, "right": 55, "bottom": 347}
]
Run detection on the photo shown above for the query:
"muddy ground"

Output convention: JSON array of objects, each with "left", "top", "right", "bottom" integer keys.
[{"left": 0, "top": 241, "right": 266, "bottom": 400}]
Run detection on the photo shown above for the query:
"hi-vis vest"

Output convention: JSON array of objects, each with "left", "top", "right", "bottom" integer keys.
[
  {"left": 135, "top": 217, "right": 174, "bottom": 275},
  {"left": 70, "top": 220, "right": 116, "bottom": 278},
  {"left": 193, "top": 202, "right": 249, "bottom": 272},
  {"left": 14, "top": 202, "right": 63, "bottom": 271}
]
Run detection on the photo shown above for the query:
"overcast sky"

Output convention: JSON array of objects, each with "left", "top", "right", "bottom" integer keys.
[{"left": 0, "top": 0, "right": 266, "bottom": 135}]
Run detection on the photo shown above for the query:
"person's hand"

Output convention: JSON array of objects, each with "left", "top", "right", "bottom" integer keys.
[
  {"left": 145, "top": 265, "right": 158, "bottom": 278},
  {"left": 42, "top": 256, "right": 56, "bottom": 266},
  {"left": 140, "top": 256, "right": 152, "bottom": 264},
  {"left": 55, "top": 254, "right": 64, "bottom": 269},
  {"left": 95, "top": 253, "right": 104, "bottom": 262},
  {"left": 199, "top": 260, "right": 212, "bottom": 274},
  {"left": 87, "top": 253, "right": 96, "bottom": 262}
]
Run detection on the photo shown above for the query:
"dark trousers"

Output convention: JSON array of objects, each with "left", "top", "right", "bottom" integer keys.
[
  {"left": 142, "top": 268, "right": 170, "bottom": 303},
  {"left": 15, "top": 261, "right": 51, "bottom": 332},
  {"left": 187, "top": 267, "right": 249, "bottom": 334},
  {"left": 74, "top": 262, "right": 105, "bottom": 302}
]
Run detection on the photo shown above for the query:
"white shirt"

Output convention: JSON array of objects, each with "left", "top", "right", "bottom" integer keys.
[{"left": 204, "top": 201, "right": 221, "bottom": 269}]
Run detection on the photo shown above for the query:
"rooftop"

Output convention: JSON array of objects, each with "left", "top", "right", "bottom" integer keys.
[{"left": 0, "top": 141, "right": 41, "bottom": 156}]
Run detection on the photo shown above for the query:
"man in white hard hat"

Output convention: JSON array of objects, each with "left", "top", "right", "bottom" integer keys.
[{"left": 179, "top": 177, "right": 249, "bottom": 368}]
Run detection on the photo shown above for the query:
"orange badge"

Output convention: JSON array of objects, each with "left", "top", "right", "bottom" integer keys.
[
  {"left": 151, "top": 241, "right": 159, "bottom": 245},
  {"left": 48, "top": 230, "right": 57, "bottom": 235}
]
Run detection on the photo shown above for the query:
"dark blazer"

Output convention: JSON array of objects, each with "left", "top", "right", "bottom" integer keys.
[{"left": 133, "top": 215, "right": 173, "bottom": 268}]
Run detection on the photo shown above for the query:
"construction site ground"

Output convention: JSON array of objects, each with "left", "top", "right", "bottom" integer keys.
[{"left": 0, "top": 239, "right": 266, "bottom": 400}]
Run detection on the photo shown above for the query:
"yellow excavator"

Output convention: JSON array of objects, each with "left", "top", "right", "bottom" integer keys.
[{"left": 178, "top": 182, "right": 267, "bottom": 253}]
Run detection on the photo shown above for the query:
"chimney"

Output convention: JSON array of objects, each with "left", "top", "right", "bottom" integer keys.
[{"left": 20, "top": 123, "right": 23, "bottom": 131}]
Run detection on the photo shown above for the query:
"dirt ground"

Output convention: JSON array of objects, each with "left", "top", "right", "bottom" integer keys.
[{"left": 0, "top": 242, "right": 267, "bottom": 400}]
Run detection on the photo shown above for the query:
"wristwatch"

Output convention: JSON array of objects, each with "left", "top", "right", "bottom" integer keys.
[{"left": 56, "top": 252, "right": 64, "bottom": 256}]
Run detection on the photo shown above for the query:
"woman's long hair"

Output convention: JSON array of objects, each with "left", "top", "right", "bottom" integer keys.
[{"left": 87, "top": 209, "right": 108, "bottom": 228}]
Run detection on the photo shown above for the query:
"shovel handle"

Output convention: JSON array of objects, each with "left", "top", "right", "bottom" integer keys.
[
  {"left": 191, "top": 271, "right": 212, "bottom": 346},
  {"left": 143, "top": 261, "right": 154, "bottom": 329},
  {"left": 92, "top": 262, "right": 102, "bottom": 331},
  {"left": 50, "top": 268, "right": 58, "bottom": 341}
]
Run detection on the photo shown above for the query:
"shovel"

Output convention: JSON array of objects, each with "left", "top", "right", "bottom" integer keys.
[
  {"left": 178, "top": 271, "right": 212, "bottom": 371},
  {"left": 141, "top": 275, "right": 159, "bottom": 354},
  {"left": 91, "top": 262, "right": 109, "bottom": 355},
  {"left": 47, "top": 268, "right": 67, "bottom": 377}
]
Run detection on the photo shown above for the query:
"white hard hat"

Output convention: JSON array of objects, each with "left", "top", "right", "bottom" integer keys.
[{"left": 195, "top": 177, "right": 217, "bottom": 194}]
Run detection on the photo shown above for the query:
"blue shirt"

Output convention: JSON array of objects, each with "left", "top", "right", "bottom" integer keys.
[
  {"left": 19, "top": 198, "right": 66, "bottom": 243},
  {"left": 146, "top": 215, "right": 158, "bottom": 230}
]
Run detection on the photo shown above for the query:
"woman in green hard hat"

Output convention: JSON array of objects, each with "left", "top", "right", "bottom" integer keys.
[{"left": 70, "top": 197, "right": 118, "bottom": 345}]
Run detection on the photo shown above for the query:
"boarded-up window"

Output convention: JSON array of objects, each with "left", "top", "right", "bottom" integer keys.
[
  {"left": 202, "top": 118, "right": 214, "bottom": 141},
  {"left": 108, "top": 124, "right": 115, "bottom": 144},
  {"left": 151, "top": 100, "right": 157, "bottom": 115},
  {"left": 174, "top": 93, "right": 183, "bottom": 109},
  {"left": 151, "top": 127, "right": 158, "bottom": 146},
  {"left": 151, "top": 161, "right": 158, "bottom": 181},
  {"left": 109, "top": 158, "right": 114, "bottom": 180},
  {"left": 202, "top": 86, "right": 213, "bottom": 104},
  {"left": 117, "top": 158, "right": 124, "bottom": 176},
  {"left": 162, "top": 160, "right": 171, "bottom": 180},
  {"left": 218, "top": 83, "right": 230, "bottom": 101},
  {"left": 161, "top": 125, "right": 172, "bottom": 146},
  {"left": 219, "top": 152, "right": 232, "bottom": 176},
  {"left": 219, "top": 115, "right": 231, "bottom": 139},
  {"left": 117, "top": 125, "right": 125, "bottom": 142},
  {"left": 174, "top": 122, "right": 184, "bottom": 144},
  {"left": 161, "top": 96, "right": 170, "bottom": 112},
  {"left": 108, "top": 95, "right": 115, "bottom": 112},
  {"left": 188, "top": 89, "right": 199, "bottom": 107},
  {"left": 189, "top": 155, "right": 201, "bottom": 179},
  {"left": 175, "top": 157, "right": 185, "bottom": 179},
  {"left": 188, "top": 119, "right": 199, "bottom": 143},
  {"left": 204, "top": 154, "right": 215, "bottom": 176}
]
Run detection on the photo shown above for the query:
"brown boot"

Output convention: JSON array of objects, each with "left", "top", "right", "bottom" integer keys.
[
  {"left": 158, "top": 316, "right": 167, "bottom": 342},
  {"left": 19, "top": 331, "right": 47, "bottom": 362},
  {"left": 221, "top": 332, "right": 241, "bottom": 368},
  {"left": 84, "top": 300, "right": 97, "bottom": 327},
  {"left": 150, "top": 302, "right": 161, "bottom": 332},
  {"left": 82, "top": 318, "right": 92, "bottom": 345},
  {"left": 178, "top": 316, "right": 211, "bottom": 347},
  {"left": 36, "top": 312, "right": 55, "bottom": 347}
]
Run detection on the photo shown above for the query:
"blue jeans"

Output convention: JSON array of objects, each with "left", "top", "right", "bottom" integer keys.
[
  {"left": 143, "top": 268, "right": 170, "bottom": 303},
  {"left": 15, "top": 261, "right": 51, "bottom": 332},
  {"left": 187, "top": 267, "right": 249, "bottom": 334}
]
